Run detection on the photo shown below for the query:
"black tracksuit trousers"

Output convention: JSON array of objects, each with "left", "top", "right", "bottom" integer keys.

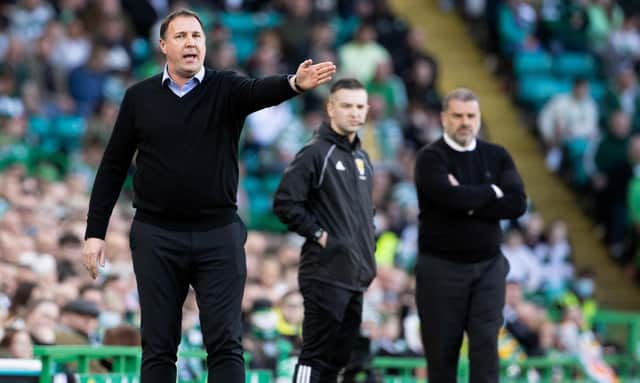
[{"left": 292, "top": 280, "right": 363, "bottom": 383}]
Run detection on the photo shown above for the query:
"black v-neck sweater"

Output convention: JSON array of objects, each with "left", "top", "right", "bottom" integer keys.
[
  {"left": 414, "top": 138, "right": 527, "bottom": 262},
  {"left": 85, "top": 69, "right": 298, "bottom": 239}
]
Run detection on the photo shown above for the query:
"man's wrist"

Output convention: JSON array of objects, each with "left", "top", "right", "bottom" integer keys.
[
  {"left": 491, "top": 184, "right": 504, "bottom": 199},
  {"left": 289, "top": 74, "right": 304, "bottom": 93},
  {"left": 312, "top": 228, "right": 325, "bottom": 243}
]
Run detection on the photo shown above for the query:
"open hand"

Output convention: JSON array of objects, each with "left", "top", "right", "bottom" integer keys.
[
  {"left": 82, "top": 238, "right": 106, "bottom": 279},
  {"left": 295, "top": 59, "right": 336, "bottom": 91}
]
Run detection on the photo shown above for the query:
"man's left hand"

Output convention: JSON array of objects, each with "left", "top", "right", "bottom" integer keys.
[{"left": 295, "top": 59, "right": 336, "bottom": 91}]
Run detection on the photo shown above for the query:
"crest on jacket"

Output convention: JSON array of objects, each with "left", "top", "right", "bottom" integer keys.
[{"left": 355, "top": 158, "right": 366, "bottom": 180}]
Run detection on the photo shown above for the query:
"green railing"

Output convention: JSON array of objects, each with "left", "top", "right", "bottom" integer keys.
[
  {"left": 31, "top": 346, "right": 640, "bottom": 383},
  {"left": 595, "top": 309, "right": 640, "bottom": 360},
  {"left": 33, "top": 346, "right": 140, "bottom": 383},
  {"left": 27, "top": 309, "right": 640, "bottom": 382},
  {"left": 73, "top": 370, "right": 274, "bottom": 383},
  {"left": 374, "top": 354, "right": 639, "bottom": 382}
]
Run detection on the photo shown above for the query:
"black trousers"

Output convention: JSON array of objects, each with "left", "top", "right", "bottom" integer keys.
[
  {"left": 130, "top": 219, "right": 247, "bottom": 383},
  {"left": 292, "top": 280, "right": 363, "bottom": 383},
  {"left": 415, "top": 254, "right": 508, "bottom": 383}
]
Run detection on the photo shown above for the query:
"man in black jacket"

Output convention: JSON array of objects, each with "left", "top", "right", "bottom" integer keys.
[
  {"left": 414, "top": 88, "right": 527, "bottom": 383},
  {"left": 80, "top": 9, "right": 335, "bottom": 383},
  {"left": 274, "top": 78, "right": 376, "bottom": 383}
]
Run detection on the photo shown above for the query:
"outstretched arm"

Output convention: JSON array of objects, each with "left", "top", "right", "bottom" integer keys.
[{"left": 228, "top": 59, "right": 336, "bottom": 116}]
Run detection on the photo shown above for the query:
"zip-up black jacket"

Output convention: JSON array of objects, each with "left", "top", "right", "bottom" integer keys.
[{"left": 273, "top": 123, "right": 376, "bottom": 292}]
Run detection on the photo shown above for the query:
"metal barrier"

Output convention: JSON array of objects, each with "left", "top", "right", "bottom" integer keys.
[
  {"left": 29, "top": 309, "right": 640, "bottom": 382},
  {"left": 32, "top": 347, "right": 640, "bottom": 383}
]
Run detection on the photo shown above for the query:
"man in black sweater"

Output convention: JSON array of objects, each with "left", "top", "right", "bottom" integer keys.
[
  {"left": 80, "top": 9, "right": 335, "bottom": 383},
  {"left": 414, "top": 88, "right": 526, "bottom": 383},
  {"left": 273, "top": 79, "right": 376, "bottom": 383}
]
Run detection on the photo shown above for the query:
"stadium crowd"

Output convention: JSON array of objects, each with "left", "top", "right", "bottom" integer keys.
[
  {"left": 0, "top": 0, "right": 634, "bottom": 381},
  {"left": 456, "top": 0, "right": 640, "bottom": 279}
]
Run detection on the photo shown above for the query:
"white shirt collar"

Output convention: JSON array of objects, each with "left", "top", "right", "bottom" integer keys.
[
  {"left": 162, "top": 65, "right": 205, "bottom": 85},
  {"left": 443, "top": 132, "right": 477, "bottom": 152}
]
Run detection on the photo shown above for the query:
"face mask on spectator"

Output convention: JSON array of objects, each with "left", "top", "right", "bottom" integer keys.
[{"left": 575, "top": 278, "right": 594, "bottom": 299}]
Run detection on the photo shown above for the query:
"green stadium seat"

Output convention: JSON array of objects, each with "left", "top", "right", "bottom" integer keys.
[
  {"left": 517, "top": 75, "right": 572, "bottom": 109},
  {"left": 589, "top": 79, "right": 606, "bottom": 103},
  {"left": 242, "top": 176, "right": 261, "bottom": 194},
  {"left": 220, "top": 12, "right": 280, "bottom": 35},
  {"left": 232, "top": 37, "right": 257, "bottom": 64},
  {"left": 553, "top": 53, "right": 597, "bottom": 79},
  {"left": 512, "top": 51, "right": 553, "bottom": 77},
  {"left": 27, "top": 116, "right": 51, "bottom": 137}
]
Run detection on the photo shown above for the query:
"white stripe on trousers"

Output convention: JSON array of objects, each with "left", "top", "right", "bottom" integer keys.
[{"left": 296, "top": 365, "right": 311, "bottom": 383}]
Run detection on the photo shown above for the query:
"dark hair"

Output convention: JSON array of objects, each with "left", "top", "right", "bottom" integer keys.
[
  {"left": 329, "top": 78, "right": 365, "bottom": 94},
  {"left": 159, "top": 9, "right": 204, "bottom": 39},
  {"left": 0, "top": 328, "right": 28, "bottom": 349},
  {"left": 79, "top": 283, "right": 101, "bottom": 297},
  {"left": 58, "top": 231, "right": 81, "bottom": 247},
  {"left": 573, "top": 77, "right": 588, "bottom": 87},
  {"left": 9, "top": 282, "right": 37, "bottom": 317},
  {"left": 442, "top": 88, "right": 479, "bottom": 111},
  {"left": 103, "top": 324, "right": 141, "bottom": 346}
]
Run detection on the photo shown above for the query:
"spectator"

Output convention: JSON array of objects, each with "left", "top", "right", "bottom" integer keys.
[
  {"left": 545, "top": 0, "right": 590, "bottom": 53},
  {"left": 586, "top": 0, "right": 625, "bottom": 53},
  {"left": 538, "top": 220, "right": 574, "bottom": 298},
  {"left": 604, "top": 15, "right": 640, "bottom": 75},
  {"left": 537, "top": 77, "right": 598, "bottom": 183},
  {"left": 559, "top": 268, "right": 598, "bottom": 331},
  {"left": 503, "top": 280, "right": 548, "bottom": 356},
  {"left": 404, "top": 56, "right": 441, "bottom": 112},
  {"left": 339, "top": 23, "right": 391, "bottom": 84},
  {"left": 601, "top": 66, "right": 640, "bottom": 132},
  {"left": 501, "top": 228, "right": 543, "bottom": 293},
  {"left": 24, "top": 298, "right": 59, "bottom": 346},
  {"left": 278, "top": 0, "right": 314, "bottom": 70},
  {"left": 366, "top": 59, "right": 408, "bottom": 119},
  {"left": 0, "top": 327, "right": 34, "bottom": 358},
  {"left": 54, "top": 298, "right": 100, "bottom": 345},
  {"left": 591, "top": 110, "right": 632, "bottom": 253},
  {"left": 393, "top": 26, "right": 439, "bottom": 93},
  {"left": 498, "top": 0, "right": 540, "bottom": 55},
  {"left": 626, "top": 135, "right": 640, "bottom": 271},
  {"left": 67, "top": 44, "right": 108, "bottom": 116},
  {"left": 7, "top": 0, "right": 55, "bottom": 48},
  {"left": 275, "top": 290, "right": 304, "bottom": 348}
]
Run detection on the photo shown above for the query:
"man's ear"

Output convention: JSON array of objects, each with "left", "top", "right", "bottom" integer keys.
[{"left": 159, "top": 39, "right": 167, "bottom": 55}]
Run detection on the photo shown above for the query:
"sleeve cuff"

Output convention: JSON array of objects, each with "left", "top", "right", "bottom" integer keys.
[
  {"left": 288, "top": 74, "right": 304, "bottom": 93},
  {"left": 85, "top": 220, "right": 107, "bottom": 240}
]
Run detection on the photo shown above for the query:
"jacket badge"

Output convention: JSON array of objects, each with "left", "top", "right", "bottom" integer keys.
[
  {"left": 355, "top": 158, "right": 366, "bottom": 180},
  {"left": 336, "top": 161, "right": 346, "bottom": 171}
]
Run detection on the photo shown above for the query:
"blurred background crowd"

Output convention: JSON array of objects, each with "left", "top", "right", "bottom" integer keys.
[{"left": 0, "top": 0, "right": 638, "bottom": 381}]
